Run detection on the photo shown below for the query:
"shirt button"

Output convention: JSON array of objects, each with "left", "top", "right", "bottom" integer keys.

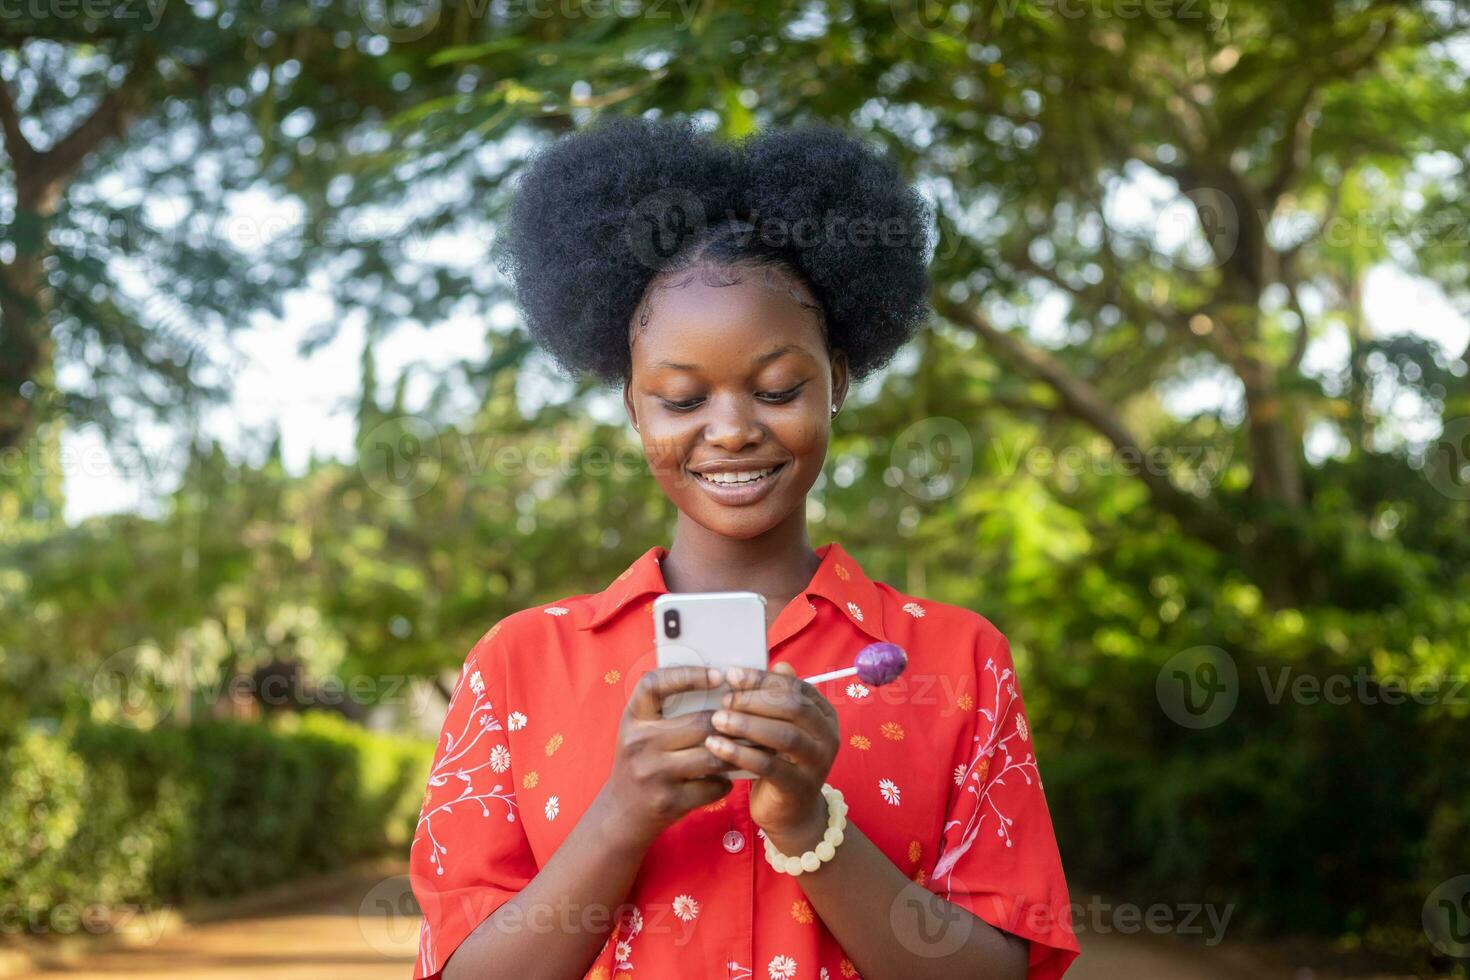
[{"left": 722, "top": 829, "right": 746, "bottom": 854}]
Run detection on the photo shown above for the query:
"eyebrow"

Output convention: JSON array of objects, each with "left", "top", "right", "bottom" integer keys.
[{"left": 654, "top": 344, "right": 815, "bottom": 372}]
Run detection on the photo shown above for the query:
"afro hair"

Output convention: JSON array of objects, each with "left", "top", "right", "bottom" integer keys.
[{"left": 494, "top": 115, "right": 933, "bottom": 385}]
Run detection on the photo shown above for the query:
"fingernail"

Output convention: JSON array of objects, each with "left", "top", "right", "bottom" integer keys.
[
  {"left": 727, "top": 667, "right": 744, "bottom": 684},
  {"left": 705, "top": 735, "right": 723, "bottom": 750},
  {"left": 707, "top": 667, "right": 723, "bottom": 684},
  {"left": 712, "top": 710, "right": 729, "bottom": 728}
]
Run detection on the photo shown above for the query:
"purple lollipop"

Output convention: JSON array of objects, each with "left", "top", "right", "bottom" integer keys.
[
  {"left": 855, "top": 642, "right": 909, "bottom": 685},
  {"left": 803, "top": 642, "right": 909, "bottom": 687}
]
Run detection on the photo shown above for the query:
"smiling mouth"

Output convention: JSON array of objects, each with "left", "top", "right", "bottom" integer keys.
[
  {"left": 686, "top": 461, "right": 788, "bottom": 500},
  {"left": 691, "top": 463, "right": 784, "bottom": 487}
]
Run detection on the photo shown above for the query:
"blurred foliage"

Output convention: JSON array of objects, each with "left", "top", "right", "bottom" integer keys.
[
  {"left": 0, "top": 712, "right": 431, "bottom": 913},
  {"left": 3, "top": 0, "right": 1470, "bottom": 973}
]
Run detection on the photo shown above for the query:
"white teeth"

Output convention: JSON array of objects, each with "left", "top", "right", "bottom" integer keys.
[{"left": 697, "top": 466, "right": 777, "bottom": 485}]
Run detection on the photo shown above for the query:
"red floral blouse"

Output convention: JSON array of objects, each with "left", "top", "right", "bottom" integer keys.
[{"left": 409, "top": 541, "right": 1079, "bottom": 979}]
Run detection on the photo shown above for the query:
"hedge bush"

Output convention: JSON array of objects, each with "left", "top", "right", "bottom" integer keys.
[{"left": 0, "top": 713, "right": 432, "bottom": 918}]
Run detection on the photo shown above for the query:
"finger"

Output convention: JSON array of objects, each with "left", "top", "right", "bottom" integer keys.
[
  {"left": 711, "top": 710, "right": 825, "bottom": 766},
  {"left": 680, "top": 774, "right": 735, "bottom": 810},
  {"left": 658, "top": 744, "right": 742, "bottom": 780},
  {"left": 768, "top": 662, "right": 837, "bottom": 725},
  {"left": 630, "top": 666, "right": 725, "bottom": 720},
  {"left": 645, "top": 709, "right": 720, "bottom": 751},
  {"left": 722, "top": 668, "right": 835, "bottom": 733},
  {"left": 703, "top": 733, "right": 805, "bottom": 789}
]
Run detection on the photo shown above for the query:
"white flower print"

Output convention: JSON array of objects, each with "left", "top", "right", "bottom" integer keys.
[
  {"left": 846, "top": 601, "right": 864, "bottom": 622},
  {"left": 953, "top": 764, "right": 966, "bottom": 786},
  {"left": 508, "top": 711, "right": 527, "bottom": 731},
  {"left": 727, "top": 962, "right": 753, "bottom": 980},
  {"left": 545, "top": 795, "right": 560, "bottom": 820},
  {"left": 879, "top": 778, "right": 902, "bottom": 805},
  {"left": 468, "top": 671, "right": 485, "bottom": 696},
  {"left": 544, "top": 606, "right": 569, "bottom": 616},
  {"left": 933, "top": 656, "right": 1041, "bottom": 895},
  {"left": 902, "top": 601, "right": 925, "bottom": 618},
  {"left": 845, "top": 682, "right": 870, "bottom": 700},
  {"left": 611, "top": 904, "right": 643, "bottom": 972},
  {"left": 820, "top": 969, "right": 830, "bottom": 980},
  {"left": 489, "top": 744, "right": 511, "bottom": 773},
  {"left": 672, "top": 894, "right": 701, "bottom": 922},
  {"left": 768, "top": 954, "right": 797, "bottom": 979},
  {"left": 413, "top": 661, "right": 518, "bottom": 977}
]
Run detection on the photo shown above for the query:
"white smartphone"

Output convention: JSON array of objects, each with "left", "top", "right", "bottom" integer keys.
[{"left": 653, "top": 591, "right": 769, "bottom": 779}]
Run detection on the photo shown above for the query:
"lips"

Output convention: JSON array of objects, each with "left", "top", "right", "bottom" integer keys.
[{"left": 687, "top": 462, "right": 787, "bottom": 505}]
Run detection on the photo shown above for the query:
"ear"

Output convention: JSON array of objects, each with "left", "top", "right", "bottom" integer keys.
[
  {"left": 829, "top": 349, "right": 850, "bottom": 414},
  {"left": 622, "top": 381, "right": 638, "bottom": 431}
]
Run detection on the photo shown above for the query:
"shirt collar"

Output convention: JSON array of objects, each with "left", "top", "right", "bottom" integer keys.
[
  {"left": 576, "top": 541, "right": 888, "bottom": 643},
  {"left": 575, "top": 545, "right": 669, "bottom": 632}
]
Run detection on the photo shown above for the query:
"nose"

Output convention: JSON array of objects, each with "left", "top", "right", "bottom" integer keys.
[{"left": 702, "top": 393, "right": 764, "bottom": 452}]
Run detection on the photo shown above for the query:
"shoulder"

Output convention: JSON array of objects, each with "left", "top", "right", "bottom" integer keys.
[
  {"left": 874, "top": 581, "right": 1007, "bottom": 646},
  {"left": 873, "top": 582, "right": 1015, "bottom": 668},
  {"left": 466, "top": 593, "right": 596, "bottom": 670}
]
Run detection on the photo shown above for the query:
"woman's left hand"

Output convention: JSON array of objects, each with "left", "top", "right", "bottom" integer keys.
[{"left": 705, "top": 662, "right": 841, "bottom": 853}]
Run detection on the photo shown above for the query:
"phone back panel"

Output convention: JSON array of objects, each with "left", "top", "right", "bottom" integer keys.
[{"left": 653, "top": 591, "right": 768, "bottom": 718}]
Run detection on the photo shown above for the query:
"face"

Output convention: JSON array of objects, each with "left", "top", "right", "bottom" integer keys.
[{"left": 622, "top": 265, "right": 848, "bottom": 541}]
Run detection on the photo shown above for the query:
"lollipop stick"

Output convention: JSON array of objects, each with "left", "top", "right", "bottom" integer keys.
[{"left": 803, "top": 666, "right": 858, "bottom": 685}]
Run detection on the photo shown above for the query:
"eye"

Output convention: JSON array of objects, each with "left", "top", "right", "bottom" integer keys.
[
  {"left": 757, "top": 384, "right": 805, "bottom": 404},
  {"left": 659, "top": 396, "right": 704, "bottom": 412}
]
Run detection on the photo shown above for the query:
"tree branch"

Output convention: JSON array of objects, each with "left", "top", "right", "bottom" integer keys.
[
  {"left": 1261, "top": 16, "right": 1396, "bottom": 204},
  {"left": 936, "top": 298, "right": 1136, "bottom": 448},
  {"left": 40, "top": 47, "right": 157, "bottom": 197},
  {"left": 0, "top": 69, "right": 38, "bottom": 171},
  {"left": 934, "top": 296, "right": 1239, "bottom": 550},
  {"left": 1262, "top": 86, "right": 1321, "bottom": 204},
  {"left": 1282, "top": 258, "right": 1312, "bottom": 374}
]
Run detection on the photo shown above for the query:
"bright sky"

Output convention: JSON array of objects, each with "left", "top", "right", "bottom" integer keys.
[{"left": 59, "top": 170, "right": 1470, "bottom": 524}]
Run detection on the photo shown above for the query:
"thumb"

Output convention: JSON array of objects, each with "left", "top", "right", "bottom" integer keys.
[{"left": 771, "top": 661, "right": 796, "bottom": 677}]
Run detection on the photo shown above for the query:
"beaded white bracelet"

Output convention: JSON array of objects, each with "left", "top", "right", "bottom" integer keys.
[{"left": 762, "top": 783, "right": 848, "bottom": 876}]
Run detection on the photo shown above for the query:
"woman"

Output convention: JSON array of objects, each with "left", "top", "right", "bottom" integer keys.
[{"left": 409, "top": 116, "right": 1079, "bottom": 980}]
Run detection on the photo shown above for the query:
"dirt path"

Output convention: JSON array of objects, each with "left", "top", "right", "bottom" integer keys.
[
  {"left": 1069, "top": 928, "right": 1290, "bottom": 980},
  {"left": 12, "top": 868, "right": 418, "bottom": 980},
  {"left": 12, "top": 869, "right": 1282, "bottom": 980}
]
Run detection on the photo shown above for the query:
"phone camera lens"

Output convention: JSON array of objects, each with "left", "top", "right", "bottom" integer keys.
[{"left": 663, "top": 609, "right": 680, "bottom": 639}]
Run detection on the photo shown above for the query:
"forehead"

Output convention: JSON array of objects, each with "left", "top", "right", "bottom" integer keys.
[{"left": 628, "top": 268, "right": 826, "bottom": 372}]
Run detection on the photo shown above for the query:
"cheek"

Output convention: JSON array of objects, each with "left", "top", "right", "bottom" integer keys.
[
  {"left": 638, "top": 421, "right": 695, "bottom": 480},
  {"left": 774, "top": 415, "right": 829, "bottom": 462}
]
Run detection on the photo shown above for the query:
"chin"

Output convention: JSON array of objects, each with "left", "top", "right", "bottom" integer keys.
[
  {"left": 661, "top": 461, "right": 819, "bottom": 539},
  {"left": 677, "top": 496, "right": 801, "bottom": 541}
]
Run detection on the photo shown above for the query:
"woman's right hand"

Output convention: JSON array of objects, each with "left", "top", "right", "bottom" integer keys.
[{"left": 593, "top": 665, "right": 739, "bottom": 849}]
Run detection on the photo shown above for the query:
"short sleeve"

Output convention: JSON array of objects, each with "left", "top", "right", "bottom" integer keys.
[
  {"left": 930, "top": 627, "right": 1080, "bottom": 979},
  {"left": 410, "top": 630, "right": 538, "bottom": 980}
]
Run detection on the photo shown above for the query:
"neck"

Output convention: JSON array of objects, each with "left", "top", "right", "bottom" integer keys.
[{"left": 661, "top": 509, "right": 822, "bottom": 603}]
